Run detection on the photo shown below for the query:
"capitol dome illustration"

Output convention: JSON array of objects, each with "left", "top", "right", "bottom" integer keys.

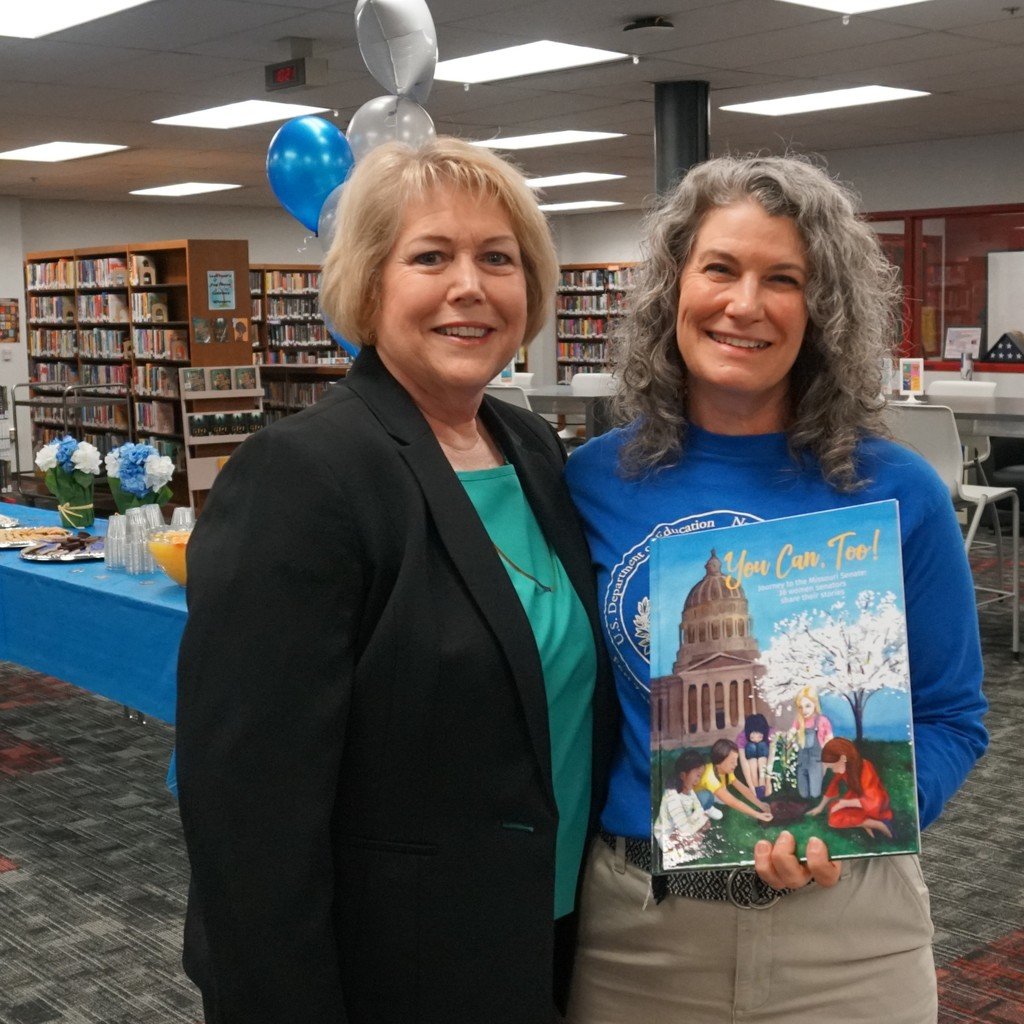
[{"left": 651, "top": 549, "right": 771, "bottom": 749}]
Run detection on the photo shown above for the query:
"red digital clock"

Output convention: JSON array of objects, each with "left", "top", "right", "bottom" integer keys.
[{"left": 265, "top": 58, "right": 307, "bottom": 92}]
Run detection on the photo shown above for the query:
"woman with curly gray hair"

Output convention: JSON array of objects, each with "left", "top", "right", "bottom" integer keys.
[{"left": 564, "top": 154, "right": 987, "bottom": 1024}]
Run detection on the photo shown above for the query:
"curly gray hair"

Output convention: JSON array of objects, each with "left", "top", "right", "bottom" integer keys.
[{"left": 613, "top": 154, "right": 900, "bottom": 491}]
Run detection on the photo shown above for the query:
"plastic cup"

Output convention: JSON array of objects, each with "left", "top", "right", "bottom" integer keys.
[
  {"left": 170, "top": 507, "right": 195, "bottom": 529},
  {"left": 105, "top": 514, "right": 126, "bottom": 570}
]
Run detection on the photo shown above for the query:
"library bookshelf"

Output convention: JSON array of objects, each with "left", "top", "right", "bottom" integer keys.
[
  {"left": 250, "top": 263, "right": 351, "bottom": 420},
  {"left": 555, "top": 262, "right": 634, "bottom": 384},
  {"left": 24, "top": 239, "right": 251, "bottom": 506}
]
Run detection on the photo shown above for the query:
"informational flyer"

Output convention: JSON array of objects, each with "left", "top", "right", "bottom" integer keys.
[{"left": 207, "top": 270, "right": 236, "bottom": 311}]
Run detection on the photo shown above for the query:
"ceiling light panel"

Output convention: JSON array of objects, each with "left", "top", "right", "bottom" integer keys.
[
  {"left": 526, "top": 172, "right": 625, "bottom": 189},
  {"left": 130, "top": 183, "right": 241, "bottom": 197},
  {"left": 538, "top": 201, "right": 623, "bottom": 212},
  {"left": 154, "top": 100, "right": 330, "bottom": 130},
  {"left": 435, "top": 41, "right": 627, "bottom": 84},
  {"left": 0, "top": 141, "right": 127, "bottom": 162},
  {"left": 774, "top": 1, "right": 933, "bottom": 13},
  {"left": 0, "top": 0, "right": 155, "bottom": 38},
  {"left": 473, "top": 131, "right": 625, "bottom": 151},
  {"left": 721, "top": 85, "right": 928, "bottom": 116}
]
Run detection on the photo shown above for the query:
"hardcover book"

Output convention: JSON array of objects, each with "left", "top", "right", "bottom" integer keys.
[{"left": 648, "top": 501, "right": 920, "bottom": 874}]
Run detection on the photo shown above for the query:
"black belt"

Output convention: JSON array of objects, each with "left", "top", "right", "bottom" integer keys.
[{"left": 599, "top": 830, "right": 789, "bottom": 909}]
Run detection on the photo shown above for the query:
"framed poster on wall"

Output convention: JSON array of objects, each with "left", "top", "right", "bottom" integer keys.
[{"left": 0, "top": 298, "right": 19, "bottom": 342}]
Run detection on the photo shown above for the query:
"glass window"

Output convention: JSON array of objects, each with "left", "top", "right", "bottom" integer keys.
[{"left": 867, "top": 207, "right": 1024, "bottom": 360}]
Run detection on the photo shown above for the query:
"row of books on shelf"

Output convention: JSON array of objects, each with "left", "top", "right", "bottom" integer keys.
[
  {"left": 556, "top": 317, "right": 610, "bottom": 338},
  {"left": 29, "top": 363, "right": 77, "bottom": 390},
  {"left": 136, "top": 400, "right": 178, "bottom": 434},
  {"left": 557, "top": 342, "right": 608, "bottom": 360},
  {"left": 26, "top": 258, "right": 76, "bottom": 291},
  {"left": 134, "top": 364, "right": 179, "bottom": 397},
  {"left": 556, "top": 296, "right": 625, "bottom": 314},
  {"left": 32, "top": 425, "right": 128, "bottom": 457},
  {"left": 31, "top": 405, "right": 129, "bottom": 429},
  {"left": 264, "top": 380, "right": 335, "bottom": 407},
  {"left": 75, "top": 257, "right": 128, "bottom": 289},
  {"left": 557, "top": 268, "right": 635, "bottom": 291},
  {"left": 251, "top": 298, "right": 263, "bottom": 321},
  {"left": 267, "top": 324, "right": 331, "bottom": 345},
  {"left": 29, "top": 296, "right": 75, "bottom": 323},
  {"left": 80, "top": 329, "right": 128, "bottom": 359},
  {"left": 266, "top": 296, "right": 322, "bottom": 320},
  {"left": 263, "top": 270, "right": 320, "bottom": 292},
  {"left": 29, "top": 329, "right": 77, "bottom": 357},
  {"left": 188, "top": 411, "right": 266, "bottom": 438},
  {"left": 260, "top": 350, "right": 340, "bottom": 365},
  {"left": 78, "top": 293, "right": 129, "bottom": 323},
  {"left": 134, "top": 329, "right": 188, "bottom": 361},
  {"left": 131, "top": 292, "right": 170, "bottom": 322}
]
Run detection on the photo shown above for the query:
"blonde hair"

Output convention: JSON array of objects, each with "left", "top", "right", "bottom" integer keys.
[
  {"left": 320, "top": 136, "right": 557, "bottom": 347},
  {"left": 794, "top": 685, "right": 822, "bottom": 747}
]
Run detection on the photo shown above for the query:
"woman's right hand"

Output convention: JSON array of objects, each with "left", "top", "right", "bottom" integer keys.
[{"left": 754, "top": 832, "right": 841, "bottom": 891}]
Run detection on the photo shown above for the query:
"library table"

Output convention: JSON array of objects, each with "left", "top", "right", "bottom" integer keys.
[
  {"left": 918, "top": 394, "right": 1024, "bottom": 440},
  {"left": 524, "top": 386, "right": 613, "bottom": 438},
  {"left": 0, "top": 503, "right": 185, "bottom": 723}
]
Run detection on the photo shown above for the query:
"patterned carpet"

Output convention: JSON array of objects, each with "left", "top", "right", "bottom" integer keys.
[{"left": 0, "top": 558, "right": 1019, "bottom": 1023}]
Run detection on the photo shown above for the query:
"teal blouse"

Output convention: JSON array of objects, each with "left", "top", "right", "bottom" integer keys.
[{"left": 458, "top": 464, "right": 595, "bottom": 919}]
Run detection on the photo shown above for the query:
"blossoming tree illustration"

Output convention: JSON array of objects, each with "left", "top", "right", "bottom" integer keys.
[{"left": 757, "top": 590, "right": 909, "bottom": 743}]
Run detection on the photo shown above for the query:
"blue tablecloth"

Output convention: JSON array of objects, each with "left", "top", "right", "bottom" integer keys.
[{"left": 0, "top": 503, "right": 186, "bottom": 723}]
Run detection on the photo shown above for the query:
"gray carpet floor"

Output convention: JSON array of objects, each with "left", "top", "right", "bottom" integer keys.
[{"left": 0, "top": 570, "right": 1019, "bottom": 1023}]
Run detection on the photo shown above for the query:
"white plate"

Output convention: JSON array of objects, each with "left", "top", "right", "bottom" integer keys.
[{"left": 0, "top": 513, "right": 19, "bottom": 529}]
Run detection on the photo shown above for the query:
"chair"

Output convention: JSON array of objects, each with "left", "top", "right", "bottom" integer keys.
[
  {"left": 484, "top": 384, "right": 532, "bottom": 410},
  {"left": 883, "top": 402, "right": 1019, "bottom": 657},
  {"left": 928, "top": 380, "right": 1003, "bottom": 561},
  {"left": 926, "top": 380, "right": 997, "bottom": 483}
]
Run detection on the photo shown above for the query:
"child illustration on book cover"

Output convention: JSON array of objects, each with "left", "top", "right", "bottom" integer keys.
[{"left": 649, "top": 501, "right": 920, "bottom": 873}]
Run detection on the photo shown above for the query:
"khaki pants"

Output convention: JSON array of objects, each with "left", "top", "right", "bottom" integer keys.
[{"left": 567, "top": 838, "right": 937, "bottom": 1024}]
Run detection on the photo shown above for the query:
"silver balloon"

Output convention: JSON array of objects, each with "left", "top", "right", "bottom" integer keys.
[
  {"left": 354, "top": 0, "right": 437, "bottom": 106},
  {"left": 317, "top": 180, "right": 346, "bottom": 253},
  {"left": 346, "top": 95, "right": 435, "bottom": 163}
]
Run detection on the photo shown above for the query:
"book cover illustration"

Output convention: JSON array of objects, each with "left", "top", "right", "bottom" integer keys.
[
  {"left": 648, "top": 501, "right": 920, "bottom": 873},
  {"left": 209, "top": 368, "right": 232, "bottom": 391},
  {"left": 181, "top": 368, "right": 207, "bottom": 393}
]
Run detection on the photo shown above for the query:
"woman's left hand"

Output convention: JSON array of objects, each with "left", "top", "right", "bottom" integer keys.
[{"left": 754, "top": 832, "right": 842, "bottom": 890}]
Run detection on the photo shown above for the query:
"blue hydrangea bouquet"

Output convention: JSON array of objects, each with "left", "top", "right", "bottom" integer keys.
[
  {"left": 34, "top": 435, "right": 103, "bottom": 528},
  {"left": 104, "top": 442, "right": 175, "bottom": 514}
]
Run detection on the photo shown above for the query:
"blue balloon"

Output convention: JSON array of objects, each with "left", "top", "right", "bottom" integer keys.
[
  {"left": 321, "top": 310, "right": 360, "bottom": 359},
  {"left": 267, "top": 116, "right": 354, "bottom": 233}
]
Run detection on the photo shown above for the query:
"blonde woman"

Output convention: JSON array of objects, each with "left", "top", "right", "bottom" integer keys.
[
  {"left": 177, "top": 138, "right": 616, "bottom": 1024},
  {"left": 789, "top": 686, "right": 834, "bottom": 799}
]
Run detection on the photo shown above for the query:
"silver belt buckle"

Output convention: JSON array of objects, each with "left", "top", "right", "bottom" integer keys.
[{"left": 727, "top": 867, "right": 781, "bottom": 910}]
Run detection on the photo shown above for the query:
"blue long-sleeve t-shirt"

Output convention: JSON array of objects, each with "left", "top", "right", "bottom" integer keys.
[{"left": 565, "top": 424, "right": 988, "bottom": 836}]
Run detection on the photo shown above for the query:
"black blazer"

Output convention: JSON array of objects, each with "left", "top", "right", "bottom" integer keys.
[{"left": 176, "top": 348, "right": 617, "bottom": 1024}]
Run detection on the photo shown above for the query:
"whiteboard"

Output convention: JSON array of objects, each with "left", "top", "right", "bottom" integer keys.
[{"left": 987, "top": 250, "right": 1024, "bottom": 350}]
